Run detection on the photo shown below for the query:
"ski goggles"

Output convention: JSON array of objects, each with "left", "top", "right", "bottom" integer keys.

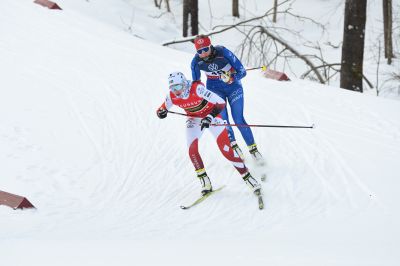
[
  {"left": 170, "top": 83, "right": 184, "bottom": 93},
  {"left": 197, "top": 46, "right": 210, "bottom": 54}
]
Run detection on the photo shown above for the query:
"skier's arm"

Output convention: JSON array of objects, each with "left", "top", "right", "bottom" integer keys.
[
  {"left": 191, "top": 56, "right": 202, "bottom": 82},
  {"left": 156, "top": 94, "right": 173, "bottom": 119},
  {"left": 196, "top": 84, "right": 225, "bottom": 117},
  {"left": 222, "top": 47, "right": 246, "bottom": 80}
]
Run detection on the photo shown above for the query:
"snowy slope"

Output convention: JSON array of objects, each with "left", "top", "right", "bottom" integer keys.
[{"left": 1, "top": 1, "right": 400, "bottom": 265}]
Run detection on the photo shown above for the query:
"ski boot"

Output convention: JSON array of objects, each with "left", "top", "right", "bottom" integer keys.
[
  {"left": 231, "top": 140, "right": 245, "bottom": 161},
  {"left": 249, "top": 144, "right": 266, "bottom": 167},
  {"left": 196, "top": 168, "right": 212, "bottom": 195},
  {"left": 242, "top": 172, "right": 264, "bottom": 209},
  {"left": 242, "top": 172, "right": 261, "bottom": 193}
]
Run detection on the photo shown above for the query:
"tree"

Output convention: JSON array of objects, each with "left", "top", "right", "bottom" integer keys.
[
  {"left": 383, "top": 0, "right": 394, "bottom": 64},
  {"left": 340, "top": 0, "right": 367, "bottom": 92},
  {"left": 273, "top": 0, "right": 278, "bottom": 23},
  {"left": 233, "top": 0, "right": 239, "bottom": 18},
  {"left": 154, "top": 0, "right": 170, "bottom": 12},
  {"left": 183, "top": 0, "right": 198, "bottom": 37}
]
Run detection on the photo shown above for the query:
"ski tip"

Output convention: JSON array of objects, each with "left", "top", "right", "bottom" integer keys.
[
  {"left": 180, "top": 205, "right": 188, "bottom": 210},
  {"left": 258, "top": 200, "right": 264, "bottom": 210},
  {"left": 256, "top": 193, "right": 264, "bottom": 210}
]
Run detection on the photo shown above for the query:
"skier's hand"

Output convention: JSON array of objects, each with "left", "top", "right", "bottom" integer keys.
[
  {"left": 200, "top": 115, "right": 213, "bottom": 130},
  {"left": 157, "top": 108, "right": 168, "bottom": 119},
  {"left": 220, "top": 71, "right": 234, "bottom": 84}
]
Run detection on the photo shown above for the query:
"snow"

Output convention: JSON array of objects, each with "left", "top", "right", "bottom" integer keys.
[{"left": 1, "top": 0, "right": 400, "bottom": 265}]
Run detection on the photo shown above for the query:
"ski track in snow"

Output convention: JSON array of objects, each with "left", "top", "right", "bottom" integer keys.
[
  {"left": 0, "top": 60, "right": 388, "bottom": 238},
  {"left": 241, "top": 77, "right": 393, "bottom": 223}
]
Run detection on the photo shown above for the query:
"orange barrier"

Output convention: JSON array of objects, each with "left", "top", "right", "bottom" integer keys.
[
  {"left": 34, "top": 0, "right": 62, "bottom": 10},
  {"left": 262, "top": 68, "right": 290, "bottom": 81},
  {"left": 0, "top": 190, "right": 35, "bottom": 210}
]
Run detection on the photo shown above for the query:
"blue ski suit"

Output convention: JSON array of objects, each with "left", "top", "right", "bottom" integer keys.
[{"left": 191, "top": 45, "right": 255, "bottom": 146}]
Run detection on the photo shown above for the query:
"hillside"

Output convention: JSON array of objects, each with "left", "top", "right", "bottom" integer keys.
[{"left": 1, "top": 1, "right": 400, "bottom": 265}]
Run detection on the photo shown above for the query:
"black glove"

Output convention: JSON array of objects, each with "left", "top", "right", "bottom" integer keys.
[
  {"left": 200, "top": 114, "right": 213, "bottom": 130},
  {"left": 157, "top": 108, "right": 168, "bottom": 119}
]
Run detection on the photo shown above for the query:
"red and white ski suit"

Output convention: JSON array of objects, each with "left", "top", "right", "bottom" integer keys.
[{"left": 158, "top": 81, "right": 247, "bottom": 175}]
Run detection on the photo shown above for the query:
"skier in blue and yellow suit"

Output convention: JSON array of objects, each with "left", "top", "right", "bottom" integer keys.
[{"left": 190, "top": 34, "right": 263, "bottom": 162}]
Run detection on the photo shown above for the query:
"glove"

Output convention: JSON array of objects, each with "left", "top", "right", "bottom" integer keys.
[
  {"left": 200, "top": 114, "right": 213, "bottom": 130},
  {"left": 220, "top": 71, "right": 234, "bottom": 84},
  {"left": 157, "top": 108, "right": 168, "bottom": 119}
]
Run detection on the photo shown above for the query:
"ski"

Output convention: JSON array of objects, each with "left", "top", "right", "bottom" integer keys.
[
  {"left": 180, "top": 186, "right": 225, "bottom": 210},
  {"left": 255, "top": 189, "right": 264, "bottom": 210}
]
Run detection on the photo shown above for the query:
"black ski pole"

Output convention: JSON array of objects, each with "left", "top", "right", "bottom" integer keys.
[
  {"left": 167, "top": 110, "right": 314, "bottom": 129},
  {"left": 211, "top": 123, "right": 314, "bottom": 129},
  {"left": 246, "top": 65, "right": 267, "bottom": 71},
  {"left": 167, "top": 110, "right": 191, "bottom": 117}
]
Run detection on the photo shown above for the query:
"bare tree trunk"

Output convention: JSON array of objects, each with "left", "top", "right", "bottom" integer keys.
[
  {"left": 233, "top": 0, "right": 239, "bottom": 18},
  {"left": 340, "top": 0, "right": 367, "bottom": 92},
  {"left": 273, "top": 0, "right": 278, "bottom": 23},
  {"left": 165, "top": 0, "right": 171, "bottom": 12},
  {"left": 191, "top": 0, "right": 199, "bottom": 36},
  {"left": 183, "top": 0, "right": 198, "bottom": 37},
  {"left": 183, "top": 0, "right": 190, "bottom": 37},
  {"left": 383, "top": 0, "right": 393, "bottom": 64}
]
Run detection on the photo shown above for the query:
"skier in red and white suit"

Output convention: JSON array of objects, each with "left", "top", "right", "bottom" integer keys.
[{"left": 157, "top": 72, "right": 261, "bottom": 196}]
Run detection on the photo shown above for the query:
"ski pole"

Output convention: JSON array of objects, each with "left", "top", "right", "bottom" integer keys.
[
  {"left": 211, "top": 123, "right": 314, "bottom": 129},
  {"left": 246, "top": 65, "right": 267, "bottom": 71},
  {"left": 167, "top": 110, "right": 192, "bottom": 117},
  {"left": 167, "top": 110, "right": 314, "bottom": 129}
]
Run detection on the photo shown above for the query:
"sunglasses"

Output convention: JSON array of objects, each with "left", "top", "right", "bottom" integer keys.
[
  {"left": 197, "top": 46, "right": 210, "bottom": 54},
  {"left": 170, "top": 84, "right": 184, "bottom": 93}
]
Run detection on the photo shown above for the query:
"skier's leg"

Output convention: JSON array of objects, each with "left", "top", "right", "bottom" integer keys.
[
  {"left": 208, "top": 116, "right": 247, "bottom": 174},
  {"left": 220, "top": 106, "right": 236, "bottom": 143},
  {"left": 220, "top": 105, "right": 244, "bottom": 160},
  {"left": 228, "top": 85, "right": 264, "bottom": 163},
  {"left": 209, "top": 117, "right": 261, "bottom": 192},
  {"left": 186, "top": 118, "right": 212, "bottom": 195},
  {"left": 227, "top": 85, "right": 255, "bottom": 146}
]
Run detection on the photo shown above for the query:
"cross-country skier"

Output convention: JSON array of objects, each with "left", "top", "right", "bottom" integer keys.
[
  {"left": 156, "top": 71, "right": 261, "bottom": 196},
  {"left": 190, "top": 35, "right": 264, "bottom": 165}
]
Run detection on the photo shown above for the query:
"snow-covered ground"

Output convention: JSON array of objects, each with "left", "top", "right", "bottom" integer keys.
[{"left": 1, "top": 0, "right": 400, "bottom": 265}]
